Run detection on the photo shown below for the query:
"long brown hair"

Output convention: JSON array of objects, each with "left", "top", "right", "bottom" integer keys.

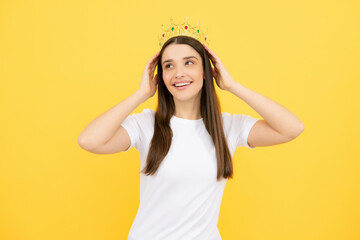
[{"left": 140, "top": 35, "right": 233, "bottom": 181}]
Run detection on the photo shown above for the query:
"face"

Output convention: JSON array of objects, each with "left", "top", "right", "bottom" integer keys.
[{"left": 161, "top": 43, "right": 204, "bottom": 104}]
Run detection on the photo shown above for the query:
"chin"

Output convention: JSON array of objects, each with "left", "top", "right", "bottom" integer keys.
[{"left": 174, "top": 92, "right": 202, "bottom": 101}]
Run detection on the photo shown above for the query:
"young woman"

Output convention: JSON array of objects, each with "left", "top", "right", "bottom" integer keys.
[{"left": 78, "top": 35, "right": 304, "bottom": 239}]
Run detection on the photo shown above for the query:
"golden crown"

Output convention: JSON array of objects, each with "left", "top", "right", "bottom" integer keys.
[{"left": 158, "top": 16, "right": 210, "bottom": 48}]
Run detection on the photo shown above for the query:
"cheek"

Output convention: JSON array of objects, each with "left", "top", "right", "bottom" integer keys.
[
  {"left": 163, "top": 75, "right": 175, "bottom": 91},
  {"left": 192, "top": 66, "right": 203, "bottom": 77},
  {"left": 163, "top": 72, "right": 170, "bottom": 79}
]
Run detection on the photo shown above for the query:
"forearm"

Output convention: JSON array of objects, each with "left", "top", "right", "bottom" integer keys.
[
  {"left": 77, "top": 90, "right": 148, "bottom": 148},
  {"left": 228, "top": 82, "right": 304, "bottom": 138}
]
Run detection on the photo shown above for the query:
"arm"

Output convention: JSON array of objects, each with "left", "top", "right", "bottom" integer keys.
[
  {"left": 77, "top": 50, "right": 160, "bottom": 151},
  {"left": 228, "top": 82, "right": 304, "bottom": 139},
  {"left": 202, "top": 43, "right": 304, "bottom": 147},
  {"left": 77, "top": 90, "right": 148, "bottom": 150}
]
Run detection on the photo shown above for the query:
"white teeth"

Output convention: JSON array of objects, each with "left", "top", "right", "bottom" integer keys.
[{"left": 175, "top": 82, "right": 191, "bottom": 87}]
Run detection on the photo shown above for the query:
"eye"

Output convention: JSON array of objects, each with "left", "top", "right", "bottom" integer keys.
[{"left": 164, "top": 61, "right": 194, "bottom": 69}]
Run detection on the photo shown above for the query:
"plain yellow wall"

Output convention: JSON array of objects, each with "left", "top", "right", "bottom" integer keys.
[{"left": 1, "top": 0, "right": 359, "bottom": 239}]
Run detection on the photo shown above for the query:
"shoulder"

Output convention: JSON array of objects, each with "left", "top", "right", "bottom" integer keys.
[
  {"left": 221, "top": 112, "right": 234, "bottom": 126},
  {"left": 221, "top": 112, "right": 259, "bottom": 129},
  {"left": 221, "top": 112, "right": 237, "bottom": 132},
  {"left": 135, "top": 108, "right": 155, "bottom": 121},
  {"left": 135, "top": 108, "right": 155, "bottom": 116},
  {"left": 142, "top": 108, "right": 155, "bottom": 115},
  {"left": 123, "top": 108, "right": 155, "bottom": 125},
  {"left": 221, "top": 112, "right": 254, "bottom": 120},
  {"left": 221, "top": 112, "right": 231, "bottom": 119}
]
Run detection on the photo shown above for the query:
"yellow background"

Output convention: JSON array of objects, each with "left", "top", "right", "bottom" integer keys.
[{"left": 1, "top": 0, "right": 359, "bottom": 239}]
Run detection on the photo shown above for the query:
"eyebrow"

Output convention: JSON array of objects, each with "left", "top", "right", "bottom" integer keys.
[{"left": 162, "top": 56, "right": 198, "bottom": 65}]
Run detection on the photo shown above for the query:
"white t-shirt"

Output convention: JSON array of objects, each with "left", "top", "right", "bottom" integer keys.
[{"left": 121, "top": 108, "right": 260, "bottom": 240}]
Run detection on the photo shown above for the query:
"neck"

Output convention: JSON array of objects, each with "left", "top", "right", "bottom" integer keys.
[{"left": 173, "top": 97, "right": 202, "bottom": 120}]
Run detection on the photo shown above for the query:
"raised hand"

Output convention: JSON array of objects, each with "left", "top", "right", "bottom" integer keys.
[
  {"left": 202, "top": 43, "right": 237, "bottom": 91},
  {"left": 138, "top": 51, "right": 161, "bottom": 99}
]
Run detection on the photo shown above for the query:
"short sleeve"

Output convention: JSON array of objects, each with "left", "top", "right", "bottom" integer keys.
[
  {"left": 120, "top": 108, "right": 154, "bottom": 152},
  {"left": 222, "top": 113, "right": 261, "bottom": 149}
]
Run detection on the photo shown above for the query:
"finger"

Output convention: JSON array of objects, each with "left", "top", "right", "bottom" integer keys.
[
  {"left": 204, "top": 44, "right": 216, "bottom": 56},
  {"left": 209, "top": 55, "right": 216, "bottom": 64},
  {"left": 208, "top": 52, "right": 218, "bottom": 63},
  {"left": 148, "top": 51, "right": 160, "bottom": 65},
  {"left": 203, "top": 43, "right": 214, "bottom": 56},
  {"left": 154, "top": 73, "right": 158, "bottom": 84},
  {"left": 205, "top": 49, "right": 216, "bottom": 64},
  {"left": 208, "top": 56, "right": 217, "bottom": 67},
  {"left": 150, "top": 63, "right": 157, "bottom": 74},
  {"left": 203, "top": 44, "right": 219, "bottom": 62},
  {"left": 152, "top": 50, "right": 160, "bottom": 58},
  {"left": 149, "top": 55, "right": 160, "bottom": 71},
  {"left": 154, "top": 51, "right": 160, "bottom": 59},
  {"left": 203, "top": 44, "right": 212, "bottom": 57},
  {"left": 212, "top": 68, "right": 217, "bottom": 77},
  {"left": 152, "top": 52, "right": 161, "bottom": 66},
  {"left": 203, "top": 43, "right": 210, "bottom": 50}
]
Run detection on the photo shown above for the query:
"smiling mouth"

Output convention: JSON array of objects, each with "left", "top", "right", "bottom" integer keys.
[{"left": 173, "top": 82, "right": 193, "bottom": 87}]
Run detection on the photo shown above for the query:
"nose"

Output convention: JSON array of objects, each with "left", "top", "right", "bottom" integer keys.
[{"left": 174, "top": 65, "right": 185, "bottom": 78}]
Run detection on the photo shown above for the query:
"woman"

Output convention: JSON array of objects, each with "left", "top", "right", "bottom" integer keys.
[{"left": 78, "top": 35, "right": 304, "bottom": 239}]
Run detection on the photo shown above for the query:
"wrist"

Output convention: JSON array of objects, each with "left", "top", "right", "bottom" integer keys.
[
  {"left": 135, "top": 90, "right": 150, "bottom": 102},
  {"left": 226, "top": 80, "right": 240, "bottom": 93}
]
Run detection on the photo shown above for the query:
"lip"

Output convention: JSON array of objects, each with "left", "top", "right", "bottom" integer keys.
[
  {"left": 173, "top": 81, "right": 192, "bottom": 91},
  {"left": 172, "top": 81, "right": 193, "bottom": 86}
]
